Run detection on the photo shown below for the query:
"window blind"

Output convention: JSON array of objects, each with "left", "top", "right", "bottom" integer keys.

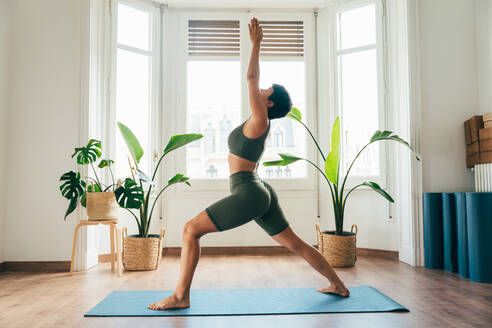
[
  {"left": 187, "top": 20, "right": 304, "bottom": 57},
  {"left": 259, "top": 21, "right": 304, "bottom": 57},
  {"left": 188, "top": 20, "right": 240, "bottom": 56}
]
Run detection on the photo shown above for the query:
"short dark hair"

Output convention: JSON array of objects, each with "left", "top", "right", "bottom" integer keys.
[{"left": 267, "top": 84, "right": 292, "bottom": 119}]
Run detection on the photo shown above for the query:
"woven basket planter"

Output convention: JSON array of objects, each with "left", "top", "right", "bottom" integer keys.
[
  {"left": 122, "top": 228, "right": 165, "bottom": 271},
  {"left": 86, "top": 192, "right": 119, "bottom": 221},
  {"left": 315, "top": 223, "right": 358, "bottom": 267}
]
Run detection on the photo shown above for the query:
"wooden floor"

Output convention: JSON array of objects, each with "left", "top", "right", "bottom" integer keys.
[{"left": 0, "top": 254, "right": 491, "bottom": 328}]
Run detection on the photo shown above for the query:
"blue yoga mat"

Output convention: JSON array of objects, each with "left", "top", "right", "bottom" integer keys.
[{"left": 85, "top": 286, "right": 408, "bottom": 317}]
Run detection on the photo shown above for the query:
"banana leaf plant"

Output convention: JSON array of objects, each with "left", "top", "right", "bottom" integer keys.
[
  {"left": 264, "top": 107, "right": 420, "bottom": 235},
  {"left": 59, "top": 139, "right": 116, "bottom": 220},
  {"left": 116, "top": 122, "right": 203, "bottom": 238}
]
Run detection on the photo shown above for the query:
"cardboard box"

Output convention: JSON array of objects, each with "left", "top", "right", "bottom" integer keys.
[
  {"left": 466, "top": 142, "right": 479, "bottom": 156},
  {"left": 483, "top": 113, "right": 492, "bottom": 122},
  {"left": 480, "top": 151, "right": 492, "bottom": 164},
  {"left": 464, "top": 116, "right": 483, "bottom": 144},
  {"left": 485, "top": 121, "right": 492, "bottom": 128},
  {"left": 467, "top": 153, "right": 480, "bottom": 168},
  {"left": 479, "top": 127, "right": 492, "bottom": 140},
  {"left": 480, "top": 138, "right": 492, "bottom": 152}
]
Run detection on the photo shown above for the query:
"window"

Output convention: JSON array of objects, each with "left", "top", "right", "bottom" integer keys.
[
  {"left": 113, "top": 1, "right": 157, "bottom": 180},
  {"left": 258, "top": 60, "right": 306, "bottom": 178},
  {"left": 335, "top": 2, "right": 384, "bottom": 178},
  {"left": 185, "top": 17, "right": 308, "bottom": 179},
  {"left": 186, "top": 20, "right": 241, "bottom": 179}
]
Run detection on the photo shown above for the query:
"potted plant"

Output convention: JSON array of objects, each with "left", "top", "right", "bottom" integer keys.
[
  {"left": 116, "top": 122, "right": 203, "bottom": 271},
  {"left": 264, "top": 108, "right": 420, "bottom": 267},
  {"left": 59, "top": 139, "right": 118, "bottom": 221}
]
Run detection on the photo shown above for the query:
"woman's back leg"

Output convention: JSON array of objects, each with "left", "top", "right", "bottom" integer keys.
[
  {"left": 271, "top": 226, "right": 350, "bottom": 297},
  {"left": 257, "top": 181, "right": 349, "bottom": 296}
]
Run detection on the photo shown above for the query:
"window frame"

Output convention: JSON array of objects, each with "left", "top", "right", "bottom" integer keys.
[
  {"left": 108, "top": 0, "right": 162, "bottom": 191},
  {"left": 328, "top": 0, "right": 388, "bottom": 189},
  {"left": 174, "top": 10, "right": 317, "bottom": 193}
]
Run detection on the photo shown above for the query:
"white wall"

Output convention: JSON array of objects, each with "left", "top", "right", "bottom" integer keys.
[
  {"left": 418, "top": 0, "right": 479, "bottom": 192},
  {"left": 0, "top": 0, "right": 11, "bottom": 264},
  {"left": 476, "top": 0, "right": 492, "bottom": 115},
  {"left": 3, "top": 0, "right": 81, "bottom": 261}
]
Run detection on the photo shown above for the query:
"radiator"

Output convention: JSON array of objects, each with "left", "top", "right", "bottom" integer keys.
[{"left": 474, "top": 163, "right": 492, "bottom": 192}]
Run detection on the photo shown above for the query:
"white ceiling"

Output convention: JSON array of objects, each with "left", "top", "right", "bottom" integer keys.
[{"left": 163, "top": 0, "right": 333, "bottom": 9}]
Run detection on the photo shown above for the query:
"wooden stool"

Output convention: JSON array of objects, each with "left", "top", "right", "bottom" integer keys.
[{"left": 70, "top": 219, "right": 122, "bottom": 276}]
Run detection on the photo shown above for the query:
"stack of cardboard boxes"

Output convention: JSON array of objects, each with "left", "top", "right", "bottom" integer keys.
[{"left": 465, "top": 114, "right": 492, "bottom": 168}]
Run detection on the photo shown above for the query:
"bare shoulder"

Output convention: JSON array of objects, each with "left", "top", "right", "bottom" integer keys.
[{"left": 242, "top": 115, "right": 269, "bottom": 139}]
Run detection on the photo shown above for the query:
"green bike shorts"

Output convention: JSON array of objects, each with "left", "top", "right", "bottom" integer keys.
[{"left": 205, "top": 171, "right": 289, "bottom": 236}]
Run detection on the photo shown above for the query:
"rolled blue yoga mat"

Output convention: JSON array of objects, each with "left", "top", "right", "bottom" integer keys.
[
  {"left": 423, "top": 193, "right": 444, "bottom": 269},
  {"left": 85, "top": 286, "right": 408, "bottom": 317},
  {"left": 454, "top": 193, "right": 469, "bottom": 278},
  {"left": 466, "top": 193, "right": 492, "bottom": 283},
  {"left": 442, "top": 193, "right": 458, "bottom": 273}
]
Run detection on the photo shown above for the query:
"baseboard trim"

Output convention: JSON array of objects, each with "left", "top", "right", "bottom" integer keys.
[
  {"left": 160, "top": 246, "right": 399, "bottom": 260},
  {"left": 356, "top": 248, "right": 399, "bottom": 261},
  {"left": 4, "top": 261, "right": 71, "bottom": 272},
  {"left": 98, "top": 254, "right": 113, "bottom": 263}
]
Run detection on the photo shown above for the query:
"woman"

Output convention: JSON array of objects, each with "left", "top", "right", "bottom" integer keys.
[{"left": 148, "top": 17, "right": 349, "bottom": 311}]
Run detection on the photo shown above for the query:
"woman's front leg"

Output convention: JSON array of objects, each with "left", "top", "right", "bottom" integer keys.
[{"left": 148, "top": 209, "right": 218, "bottom": 310}]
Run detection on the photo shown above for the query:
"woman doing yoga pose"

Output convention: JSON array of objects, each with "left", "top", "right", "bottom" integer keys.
[{"left": 148, "top": 17, "right": 349, "bottom": 310}]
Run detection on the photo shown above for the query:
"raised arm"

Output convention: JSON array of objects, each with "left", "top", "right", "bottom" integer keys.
[{"left": 247, "top": 18, "right": 268, "bottom": 123}]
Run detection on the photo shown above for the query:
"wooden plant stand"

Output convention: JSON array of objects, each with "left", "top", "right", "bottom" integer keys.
[{"left": 70, "top": 219, "right": 122, "bottom": 276}]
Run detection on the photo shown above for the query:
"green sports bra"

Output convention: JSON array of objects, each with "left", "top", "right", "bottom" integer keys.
[{"left": 228, "top": 119, "right": 271, "bottom": 163}]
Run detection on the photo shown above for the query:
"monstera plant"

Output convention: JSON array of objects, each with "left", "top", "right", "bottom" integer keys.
[
  {"left": 59, "top": 139, "right": 116, "bottom": 220},
  {"left": 264, "top": 108, "right": 420, "bottom": 235},
  {"left": 116, "top": 122, "right": 203, "bottom": 238}
]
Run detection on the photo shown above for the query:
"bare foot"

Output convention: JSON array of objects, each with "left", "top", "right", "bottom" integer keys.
[
  {"left": 317, "top": 284, "right": 350, "bottom": 297},
  {"left": 148, "top": 294, "right": 190, "bottom": 310}
]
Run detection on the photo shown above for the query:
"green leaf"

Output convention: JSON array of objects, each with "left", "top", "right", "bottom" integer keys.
[
  {"left": 163, "top": 134, "right": 203, "bottom": 156},
  {"left": 287, "top": 106, "right": 302, "bottom": 122},
  {"left": 59, "top": 171, "right": 86, "bottom": 200},
  {"left": 136, "top": 169, "right": 155, "bottom": 186},
  {"left": 263, "top": 153, "right": 302, "bottom": 166},
  {"left": 60, "top": 171, "right": 86, "bottom": 220},
  {"left": 325, "top": 116, "right": 340, "bottom": 185},
  {"left": 81, "top": 184, "right": 93, "bottom": 208},
  {"left": 64, "top": 198, "right": 78, "bottom": 221},
  {"left": 362, "top": 182, "right": 394, "bottom": 202},
  {"left": 93, "top": 183, "right": 102, "bottom": 192},
  {"left": 114, "top": 178, "right": 144, "bottom": 209},
  {"left": 71, "top": 139, "right": 102, "bottom": 165},
  {"left": 117, "top": 122, "right": 144, "bottom": 164},
  {"left": 80, "top": 192, "right": 87, "bottom": 208},
  {"left": 98, "top": 159, "right": 114, "bottom": 168},
  {"left": 370, "top": 130, "right": 420, "bottom": 161},
  {"left": 168, "top": 173, "right": 190, "bottom": 186}
]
